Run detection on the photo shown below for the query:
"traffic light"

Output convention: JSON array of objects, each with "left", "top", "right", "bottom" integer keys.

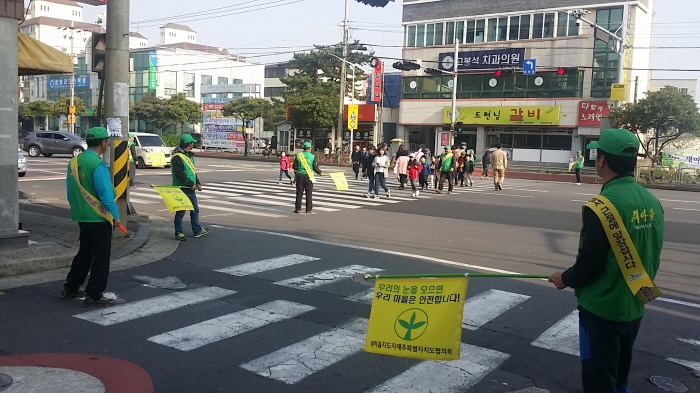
[
  {"left": 392, "top": 60, "right": 421, "bottom": 71},
  {"left": 91, "top": 32, "right": 106, "bottom": 75},
  {"left": 557, "top": 67, "right": 578, "bottom": 75},
  {"left": 355, "top": 0, "right": 393, "bottom": 7},
  {"left": 494, "top": 69, "right": 514, "bottom": 77},
  {"left": 455, "top": 122, "right": 464, "bottom": 133},
  {"left": 424, "top": 68, "right": 443, "bottom": 76}
]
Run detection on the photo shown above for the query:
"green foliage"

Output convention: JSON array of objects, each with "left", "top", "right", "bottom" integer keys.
[
  {"left": 165, "top": 93, "right": 202, "bottom": 126},
  {"left": 50, "top": 95, "right": 86, "bottom": 118},
  {"left": 264, "top": 98, "right": 288, "bottom": 131},
  {"left": 161, "top": 133, "right": 180, "bottom": 147},
  {"left": 285, "top": 86, "right": 337, "bottom": 130},
  {"left": 608, "top": 86, "right": 700, "bottom": 164},
  {"left": 28, "top": 101, "right": 52, "bottom": 119},
  {"left": 133, "top": 93, "right": 169, "bottom": 130},
  {"left": 133, "top": 93, "right": 201, "bottom": 132},
  {"left": 18, "top": 103, "right": 32, "bottom": 120},
  {"left": 222, "top": 97, "right": 271, "bottom": 156}
]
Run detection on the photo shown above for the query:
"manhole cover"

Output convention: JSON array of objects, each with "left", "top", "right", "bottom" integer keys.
[
  {"left": 350, "top": 274, "right": 375, "bottom": 287},
  {"left": 0, "top": 373, "right": 13, "bottom": 391},
  {"left": 649, "top": 376, "right": 688, "bottom": 392}
]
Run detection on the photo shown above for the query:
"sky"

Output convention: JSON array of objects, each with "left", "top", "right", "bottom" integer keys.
[{"left": 51, "top": 0, "right": 700, "bottom": 86}]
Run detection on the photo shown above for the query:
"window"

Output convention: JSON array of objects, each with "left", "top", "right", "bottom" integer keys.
[
  {"left": 475, "top": 19, "right": 485, "bottom": 43},
  {"left": 487, "top": 18, "right": 497, "bottom": 42},
  {"left": 416, "top": 24, "right": 425, "bottom": 47},
  {"left": 264, "top": 87, "right": 286, "bottom": 97},
  {"left": 497, "top": 17, "right": 508, "bottom": 40},
  {"left": 591, "top": 7, "right": 623, "bottom": 98},
  {"left": 445, "top": 22, "right": 455, "bottom": 45},
  {"left": 466, "top": 20, "right": 475, "bottom": 43},
  {"left": 514, "top": 134, "right": 542, "bottom": 149},
  {"left": 265, "top": 67, "right": 287, "bottom": 78},
  {"left": 509, "top": 16, "right": 520, "bottom": 40},
  {"left": 519, "top": 15, "right": 530, "bottom": 40},
  {"left": 407, "top": 25, "right": 416, "bottom": 47},
  {"left": 184, "top": 72, "right": 195, "bottom": 97},
  {"left": 542, "top": 134, "right": 572, "bottom": 150},
  {"left": 201, "top": 74, "right": 212, "bottom": 86},
  {"left": 426, "top": 23, "right": 435, "bottom": 46},
  {"left": 434, "top": 23, "right": 444, "bottom": 45},
  {"left": 455, "top": 21, "right": 464, "bottom": 44},
  {"left": 217, "top": 77, "right": 228, "bottom": 85},
  {"left": 163, "top": 71, "right": 177, "bottom": 95},
  {"left": 680, "top": 87, "right": 689, "bottom": 95}
]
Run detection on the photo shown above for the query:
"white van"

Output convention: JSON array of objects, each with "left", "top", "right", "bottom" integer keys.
[{"left": 132, "top": 132, "right": 172, "bottom": 168}]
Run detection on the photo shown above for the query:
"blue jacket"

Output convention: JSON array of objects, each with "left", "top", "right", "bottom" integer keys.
[{"left": 420, "top": 162, "right": 430, "bottom": 175}]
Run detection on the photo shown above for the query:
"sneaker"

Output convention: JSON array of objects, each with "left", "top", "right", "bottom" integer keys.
[
  {"left": 278, "top": 181, "right": 282, "bottom": 185},
  {"left": 291, "top": 181, "right": 295, "bottom": 186},
  {"left": 416, "top": 190, "right": 420, "bottom": 196},
  {"left": 575, "top": 182, "right": 582, "bottom": 186},
  {"left": 289, "top": 181, "right": 294, "bottom": 185},
  {"left": 175, "top": 232, "right": 186, "bottom": 241},
  {"left": 364, "top": 193, "right": 370, "bottom": 198},
  {"left": 306, "top": 210, "right": 315, "bottom": 214},
  {"left": 374, "top": 194, "right": 380, "bottom": 199},
  {"left": 498, "top": 184, "right": 503, "bottom": 190},
  {"left": 60, "top": 287, "right": 85, "bottom": 299},
  {"left": 386, "top": 190, "right": 391, "bottom": 198},
  {"left": 447, "top": 191, "right": 452, "bottom": 194},
  {"left": 370, "top": 194, "right": 375, "bottom": 199},
  {"left": 294, "top": 210, "right": 300, "bottom": 213},
  {"left": 83, "top": 296, "right": 115, "bottom": 308},
  {"left": 435, "top": 189, "right": 442, "bottom": 194},
  {"left": 194, "top": 228, "right": 210, "bottom": 238},
  {"left": 411, "top": 192, "right": 416, "bottom": 197}
]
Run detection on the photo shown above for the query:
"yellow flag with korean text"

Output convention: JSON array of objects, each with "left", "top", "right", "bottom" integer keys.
[
  {"left": 364, "top": 278, "right": 468, "bottom": 361},
  {"left": 328, "top": 172, "right": 349, "bottom": 191},
  {"left": 147, "top": 152, "right": 167, "bottom": 167},
  {"left": 153, "top": 186, "right": 194, "bottom": 212}
]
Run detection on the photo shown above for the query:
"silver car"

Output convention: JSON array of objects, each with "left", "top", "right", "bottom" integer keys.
[
  {"left": 18, "top": 150, "right": 27, "bottom": 177},
  {"left": 22, "top": 131, "right": 87, "bottom": 157}
]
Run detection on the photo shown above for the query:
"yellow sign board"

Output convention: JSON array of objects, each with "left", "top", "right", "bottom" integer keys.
[
  {"left": 443, "top": 106, "right": 560, "bottom": 125},
  {"left": 153, "top": 186, "right": 194, "bottom": 213},
  {"left": 610, "top": 83, "right": 626, "bottom": 101},
  {"left": 364, "top": 277, "right": 467, "bottom": 361},
  {"left": 147, "top": 152, "right": 167, "bottom": 167},
  {"left": 328, "top": 172, "right": 348, "bottom": 190},
  {"left": 69, "top": 105, "right": 76, "bottom": 114},
  {"left": 67, "top": 114, "right": 76, "bottom": 124},
  {"left": 348, "top": 104, "right": 358, "bottom": 130}
]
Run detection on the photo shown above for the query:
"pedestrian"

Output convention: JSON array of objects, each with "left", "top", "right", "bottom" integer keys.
[
  {"left": 351, "top": 145, "right": 363, "bottom": 180},
  {"left": 413, "top": 148, "right": 424, "bottom": 163},
  {"left": 360, "top": 146, "right": 368, "bottom": 179},
  {"left": 373, "top": 147, "right": 391, "bottom": 198},
  {"left": 395, "top": 144, "right": 405, "bottom": 160},
  {"left": 456, "top": 152, "right": 466, "bottom": 187},
  {"left": 429, "top": 155, "right": 438, "bottom": 189},
  {"left": 548, "top": 128, "right": 664, "bottom": 393},
  {"left": 573, "top": 150, "right": 585, "bottom": 185},
  {"left": 172, "top": 134, "right": 209, "bottom": 241},
  {"left": 465, "top": 151, "right": 475, "bottom": 187},
  {"left": 278, "top": 151, "right": 293, "bottom": 185},
  {"left": 363, "top": 146, "right": 378, "bottom": 198},
  {"left": 128, "top": 133, "right": 137, "bottom": 188},
  {"left": 407, "top": 155, "right": 422, "bottom": 197},
  {"left": 436, "top": 146, "right": 455, "bottom": 194},
  {"left": 481, "top": 150, "right": 491, "bottom": 179},
  {"left": 294, "top": 141, "right": 323, "bottom": 213},
  {"left": 491, "top": 144, "right": 508, "bottom": 190},
  {"left": 394, "top": 151, "right": 410, "bottom": 190},
  {"left": 419, "top": 155, "right": 430, "bottom": 190},
  {"left": 61, "top": 127, "right": 120, "bottom": 307}
]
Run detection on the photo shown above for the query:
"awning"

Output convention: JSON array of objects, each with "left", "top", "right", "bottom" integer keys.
[{"left": 18, "top": 32, "right": 73, "bottom": 76}]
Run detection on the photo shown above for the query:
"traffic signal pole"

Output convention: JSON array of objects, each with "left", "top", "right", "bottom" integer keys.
[
  {"left": 336, "top": 0, "right": 350, "bottom": 154},
  {"left": 450, "top": 38, "right": 459, "bottom": 136}
]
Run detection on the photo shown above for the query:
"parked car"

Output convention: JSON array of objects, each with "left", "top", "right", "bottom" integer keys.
[
  {"left": 132, "top": 132, "right": 172, "bottom": 168},
  {"left": 22, "top": 131, "right": 87, "bottom": 157},
  {"left": 17, "top": 149, "right": 27, "bottom": 177}
]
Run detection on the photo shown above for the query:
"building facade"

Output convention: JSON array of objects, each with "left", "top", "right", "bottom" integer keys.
[
  {"left": 398, "top": 0, "right": 654, "bottom": 164},
  {"left": 649, "top": 79, "right": 697, "bottom": 101}
]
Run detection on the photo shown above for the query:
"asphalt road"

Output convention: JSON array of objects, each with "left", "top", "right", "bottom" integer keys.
[{"left": 8, "top": 154, "right": 700, "bottom": 392}]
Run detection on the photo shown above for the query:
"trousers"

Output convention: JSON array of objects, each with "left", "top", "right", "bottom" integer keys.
[
  {"left": 493, "top": 168, "right": 505, "bottom": 187},
  {"left": 438, "top": 171, "right": 453, "bottom": 192},
  {"left": 295, "top": 173, "right": 313, "bottom": 212},
  {"left": 174, "top": 189, "right": 201, "bottom": 234},
  {"left": 64, "top": 221, "right": 113, "bottom": 300}
]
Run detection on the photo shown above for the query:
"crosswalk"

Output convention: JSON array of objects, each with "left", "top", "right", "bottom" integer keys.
[
  {"left": 71, "top": 252, "right": 580, "bottom": 391},
  {"left": 128, "top": 176, "right": 544, "bottom": 217}
]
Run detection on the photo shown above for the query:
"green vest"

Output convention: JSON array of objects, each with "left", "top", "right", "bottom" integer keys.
[
  {"left": 66, "top": 151, "right": 110, "bottom": 223},
  {"left": 171, "top": 151, "right": 197, "bottom": 187},
  {"left": 440, "top": 153, "right": 453, "bottom": 172},
  {"left": 575, "top": 176, "right": 664, "bottom": 322},
  {"left": 573, "top": 155, "right": 584, "bottom": 169},
  {"left": 128, "top": 140, "right": 135, "bottom": 162},
  {"left": 295, "top": 151, "right": 315, "bottom": 175}
]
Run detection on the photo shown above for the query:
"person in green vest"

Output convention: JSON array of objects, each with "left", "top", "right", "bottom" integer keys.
[
  {"left": 435, "top": 146, "right": 455, "bottom": 194},
  {"left": 128, "top": 133, "right": 137, "bottom": 187},
  {"left": 573, "top": 150, "right": 585, "bottom": 185},
  {"left": 61, "top": 127, "right": 120, "bottom": 307},
  {"left": 172, "top": 134, "right": 209, "bottom": 241},
  {"left": 549, "top": 129, "right": 664, "bottom": 393},
  {"left": 294, "top": 141, "right": 323, "bottom": 213}
]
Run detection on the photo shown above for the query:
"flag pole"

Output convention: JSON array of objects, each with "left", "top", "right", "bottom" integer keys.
[{"left": 363, "top": 273, "right": 550, "bottom": 280}]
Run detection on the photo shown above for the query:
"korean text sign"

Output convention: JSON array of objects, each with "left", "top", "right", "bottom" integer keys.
[
  {"left": 443, "top": 106, "right": 560, "bottom": 125},
  {"left": 439, "top": 48, "right": 525, "bottom": 71},
  {"left": 364, "top": 278, "right": 467, "bottom": 361},
  {"left": 370, "top": 61, "right": 383, "bottom": 103},
  {"left": 154, "top": 186, "right": 194, "bottom": 213},
  {"left": 578, "top": 101, "right": 610, "bottom": 126}
]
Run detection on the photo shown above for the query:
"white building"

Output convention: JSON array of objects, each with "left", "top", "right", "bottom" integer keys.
[
  {"left": 129, "top": 32, "right": 148, "bottom": 50},
  {"left": 159, "top": 23, "right": 197, "bottom": 46},
  {"left": 27, "top": 0, "right": 83, "bottom": 22},
  {"left": 648, "top": 79, "right": 697, "bottom": 101}
]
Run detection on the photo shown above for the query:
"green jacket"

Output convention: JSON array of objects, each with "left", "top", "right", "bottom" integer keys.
[
  {"left": 66, "top": 150, "right": 119, "bottom": 222},
  {"left": 171, "top": 148, "right": 199, "bottom": 188},
  {"left": 575, "top": 176, "right": 664, "bottom": 322},
  {"left": 573, "top": 154, "right": 584, "bottom": 169},
  {"left": 294, "top": 151, "right": 321, "bottom": 175},
  {"left": 440, "top": 153, "right": 454, "bottom": 172}
]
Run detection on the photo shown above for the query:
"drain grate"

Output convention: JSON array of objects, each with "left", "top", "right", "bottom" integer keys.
[
  {"left": 649, "top": 376, "right": 689, "bottom": 392},
  {"left": 0, "top": 373, "right": 13, "bottom": 392}
]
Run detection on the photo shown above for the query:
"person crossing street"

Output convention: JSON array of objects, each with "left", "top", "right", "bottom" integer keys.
[
  {"left": 492, "top": 144, "right": 508, "bottom": 190},
  {"left": 294, "top": 141, "right": 324, "bottom": 213},
  {"left": 351, "top": 145, "right": 363, "bottom": 180},
  {"left": 172, "top": 134, "right": 209, "bottom": 241},
  {"left": 435, "top": 146, "right": 455, "bottom": 194}
]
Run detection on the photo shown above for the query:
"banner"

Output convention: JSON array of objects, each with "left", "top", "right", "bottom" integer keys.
[
  {"left": 578, "top": 101, "right": 610, "bottom": 126},
  {"left": 153, "top": 186, "right": 194, "bottom": 213},
  {"left": 328, "top": 172, "right": 348, "bottom": 190},
  {"left": 662, "top": 149, "right": 700, "bottom": 169},
  {"left": 370, "top": 60, "right": 383, "bottom": 103},
  {"left": 149, "top": 51, "right": 157, "bottom": 90},
  {"left": 610, "top": 83, "right": 626, "bottom": 101},
  {"left": 364, "top": 277, "right": 467, "bottom": 361},
  {"left": 444, "top": 106, "right": 560, "bottom": 125}
]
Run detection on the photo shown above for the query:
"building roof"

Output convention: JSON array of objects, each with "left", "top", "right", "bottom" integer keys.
[
  {"left": 38, "top": 0, "right": 83, "bottom": 7},
  {"left": 158, "top": 42, "right": 230, "bottom": 56},
  {"left": 129, "top": 32, "right": 146, "bottom": 39},
  {"left": 161, "top": 23, "right": 196, "bottom": 33},
  {"left": 19, "top": 16, "right": 104, "bottom": 33}
]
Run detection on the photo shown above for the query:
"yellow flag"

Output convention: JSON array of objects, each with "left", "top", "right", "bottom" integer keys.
[
  {"left": 153, "top": 186, "right": 195, "bottom": 212},
  {"left": 568, "top": 162, "right": 575, "bottom": 172},
  {"left": 364, "top": 277, "right": 467, "bottom": 361},
  {"left": 328, "top": 172, "right": 348, "bottom": 191},
  {"left": 148, "top": 152, "right": 167, "bottom": 167}
]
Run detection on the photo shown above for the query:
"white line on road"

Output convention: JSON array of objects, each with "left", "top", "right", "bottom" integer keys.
[
  {"left": 571, "top": 200, "right": 589, "bottom": 203},
  {"left": 462, "top": 289, "right": 530, "bottom": 330},
  {"left": 147, "top": 300, "right": 315, "bottom": 351},
  {"left": 344, "top": 288, "right": 374, "bottom": 304},
  {"left": 240, "top": 318, "right": 368, "bottom": 384},
  {"left": 679, "top": 338, "right": 700, "bottom": 346},
  {"left": 197, "top": 203, "right": 287, "bottom": 218},
  {"left": 367, "top": 343, "right": 510, "bottom": 393},
  {"left": 274, "top": 265, "right": 383, "bottom": 290},
  {"left": 128, "top": 198, "right": 158, "bottom": 204},
  {"left": 530, "top": 309, "right": 579, "bottom": 356},
  {"left": 575, "top": 193, "right": 596, "bottom": 196},
  {"left": 19, "top": 177, "right": 65, "bottom": 182},
  {"left": 73, "top": 287, "right": 236, "bottom": 326},
  {"left": 660, "top": 198, "right": 700, "bottom": 204},
  {"left": 666, "top": 358, "right": 700, "bottom": 372},
  {"left": 657, "top": 297, "right": 700, "bottom": 308},
  {"left": 673, "top": 207, "right": 700, "bottom": 212},
  {"left": 216, "top": 254, "right": 320, "bottom": 276},
  {"left": 226, "top": 196, "right": 339, "bottom": 212}
]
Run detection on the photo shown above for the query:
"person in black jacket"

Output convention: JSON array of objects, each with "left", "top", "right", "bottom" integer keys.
[
  {"left": 363, "top": 146, "right": 377, "bottom": 198},
  {"left": 351, "top": 145, "right": 363, "bottom": 180}
]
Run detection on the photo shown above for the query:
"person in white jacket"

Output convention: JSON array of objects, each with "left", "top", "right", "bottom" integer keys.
[{"left": 372, "top": 148, "right": 391, "bottom": 198}]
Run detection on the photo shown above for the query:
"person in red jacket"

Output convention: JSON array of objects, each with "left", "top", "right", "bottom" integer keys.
[
  {"left": 278, "top": 151, "right": 293, "bottom": 185},
  {"left": 407, "top": 154, "right": 422, "bottom": 197}
]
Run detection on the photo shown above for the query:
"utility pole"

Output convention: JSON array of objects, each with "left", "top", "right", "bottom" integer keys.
[
  {"left": 105, "top": 0, "right": 131, "bottom": 224},
  {"left": 68, "top": 20, "right": 75, "bottom": 134},
  {"left": 450, "top": 39, "right": 459, "bottom": 135},
  {"left": 336, "top": 0, "right": 350, "bottom": 154}
]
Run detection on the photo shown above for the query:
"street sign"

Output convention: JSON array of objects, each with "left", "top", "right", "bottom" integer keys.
[
  {"left": 610, "top": 83, "right": 626, "bottom": 101},
  {"left": 348, "top": 104, "right": 358, "bottom": 130},
  {"left": 523, "top": 59, "right": 536, "bottom": 75},
  {"left": 69, "top": 105, "right": 76, "bottom": 114}
]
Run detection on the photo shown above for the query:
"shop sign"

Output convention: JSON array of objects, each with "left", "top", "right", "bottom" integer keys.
[
  {"left": 343, "top": 104, "right": 376, "bottom": 122},
  {"left": 439, "top": 48, "right": 525, "bottom": 71},
  {"left": 297, "top": 129, "right": 313, "bottom": 138},
  {"left": 369, "top": 60, "right": 383, "bottom": 103},
  {"left": 578, "top": 101, "right": 610, "bottom": 126},
  {"left": 443, "top": 106, "right": 560, "bottom": 125}
]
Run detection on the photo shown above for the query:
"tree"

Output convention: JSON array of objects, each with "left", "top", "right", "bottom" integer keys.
[
  {"left": 608, "top": 86, "right": 700, "bottom": 165},
  {"left": 133, "top": 93, "right": 172, "bottom": 132},
  {"left": 221, "top": 97, "right": 271, "bottom": 156},
  {"left": 264, "top": 98, "right": 288, "bottom": 132},
  {"left": 18, "top": 103, "right": 32, "bottom": 120},
  {"left": 50, "top": 95, "right": 86, "bottom": 118},
  {"left": 164, "top": 93, "right": 202, "bottom": 134},
  {"left": 27, "top": 101, "right": 52, "bottom": 130}
]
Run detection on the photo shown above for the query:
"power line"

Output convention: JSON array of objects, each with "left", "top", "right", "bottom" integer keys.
[{"left": 131, "top": 0, "right": 265, "bottom": 25}]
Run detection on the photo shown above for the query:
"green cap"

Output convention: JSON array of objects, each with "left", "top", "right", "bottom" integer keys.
[
  {"left": 129, "top": 133, "right": 135, "bottom": 138},
  {"left": 577, "top": 150, "right": 582, "bottom": 153},
  {"left": 303, "top": 142, "right": 312, "bottom": 148},
  {"left": 586, "top": 128, "right": 642, "bottom": 157},
  {"left": 85, "top": 127, "right": 109, "bottom": 139},
  {"left": 443, "top": 146, "right": 450, "bottom": 150},
  {"left": 180, "top": 134, "right": 197, "bottom": 144}
]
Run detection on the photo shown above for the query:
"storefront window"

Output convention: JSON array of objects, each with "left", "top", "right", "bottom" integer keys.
[
  {"left": 591, "top": 7, "right": 623, "bottom": 98},
  {"left": 542, "top": 134, "right": 572, "bottom": 150}
]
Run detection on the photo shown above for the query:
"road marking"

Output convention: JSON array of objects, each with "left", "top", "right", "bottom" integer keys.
[
  {"left": 679, "top": 338, "right": 700, "bottom": 346},
  {"left": 226, "top": 196, "right": 339, "bottom": 212},
  {"left": 575, "top": 193, "right": 596, "bottom": 196},
  {"left": 129, "top": 191, "right": 216, "bottom": 201},
  {"left": 367, "top": 343, "right": 510, "bottom": 393},
  {"left": 666, "top": 358, "right": 700, "bottom": 372},
  {"left": 463, "top": 289, "right": 531, "bottom": 330},
  {"left": 660, "top": 198, "right": 700, "bottom": 204},
  {"left": 571, "top": 199, "right": 589, "bottom": 203},
  {"left": 345, "top": 288, "right": 374, "bottom": 304},
  {"left": 673, "top": 207, "right": 700, "bottom": 212},
  {"left": 19, "top": 177, "right": 65, "bottom": 182},
  {"left": 228, "top": 180, "right": 421, "bottom": 201},
  {"left": 197, "top": 203, "right": 287, "bottom": 218},
  {"left": 147, "top": 300, "right": 315, "bottom": 351},
  {"left": 275, "top": 265, "right": 383, "bottom": 290},
  {"left": 657, "top": 297, "right": 700, "bottom": 308},
  {"left": 530, "top": 310, "right": 579, "bottom": 356},
  {"left": 253, "top": 194, "right": 364, "bottom": 209},
  {"left": 128, "top": 198, "right": 159, "bottom": 204},
  {"left": 74, "top": 287, "right": 236, "bottom": 326},
  {"left": 215, "top": 254, "right": 320, "bottom": 276},
  {"left": 240, "top": 318, "right": 368, "bottom": 384}
]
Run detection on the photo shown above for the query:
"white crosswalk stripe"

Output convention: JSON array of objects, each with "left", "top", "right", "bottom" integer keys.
[
  {"left": 530, "top": 309, "right": 580, "bottom": 356},
  {"left": 274, "top": 265, "right": 383, "bottom": 290},
  {"left": 215, "top": 254, "right": 320, "bottom": 276},
  {"left": 240, "top": 318, "right": 368, "bottom": 384},
  {"left": 147, "top": 300, "right": 316, "bottom": 351},
  {"left": 462, "top": 289, "right": 530, "bottom": 330}
]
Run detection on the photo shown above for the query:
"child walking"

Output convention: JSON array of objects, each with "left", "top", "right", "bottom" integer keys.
[
  {"left": 465, "top": 152, "right": 475, "bottom": 186},
  {"left": 407, "top": 155, "right": 422, "bottom": 197},
  {"left": 278, "top": 151, "right": 293, "bottom": 185},
  {"left": 429, "top": 155, "right": 437, "bottom": 189},
  {"left": 419, "top": 155, "right": 430, "bottom": 190}
]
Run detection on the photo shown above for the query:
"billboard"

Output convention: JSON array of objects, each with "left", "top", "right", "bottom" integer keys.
[
  {"left": 148, "top": 51, "right": 157, "bottom": 90},
  {"left": 48, "top": 77, "right": 90, "bottom": 89},
  {"left": 439, "top": 48, "right": 525, "bottom": 71},
  {"left": 444, "top": 106, "right": 560, "bottom": 125},
  {"left": 201, "top": 98, "right": 245, "bottom": 150}
]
